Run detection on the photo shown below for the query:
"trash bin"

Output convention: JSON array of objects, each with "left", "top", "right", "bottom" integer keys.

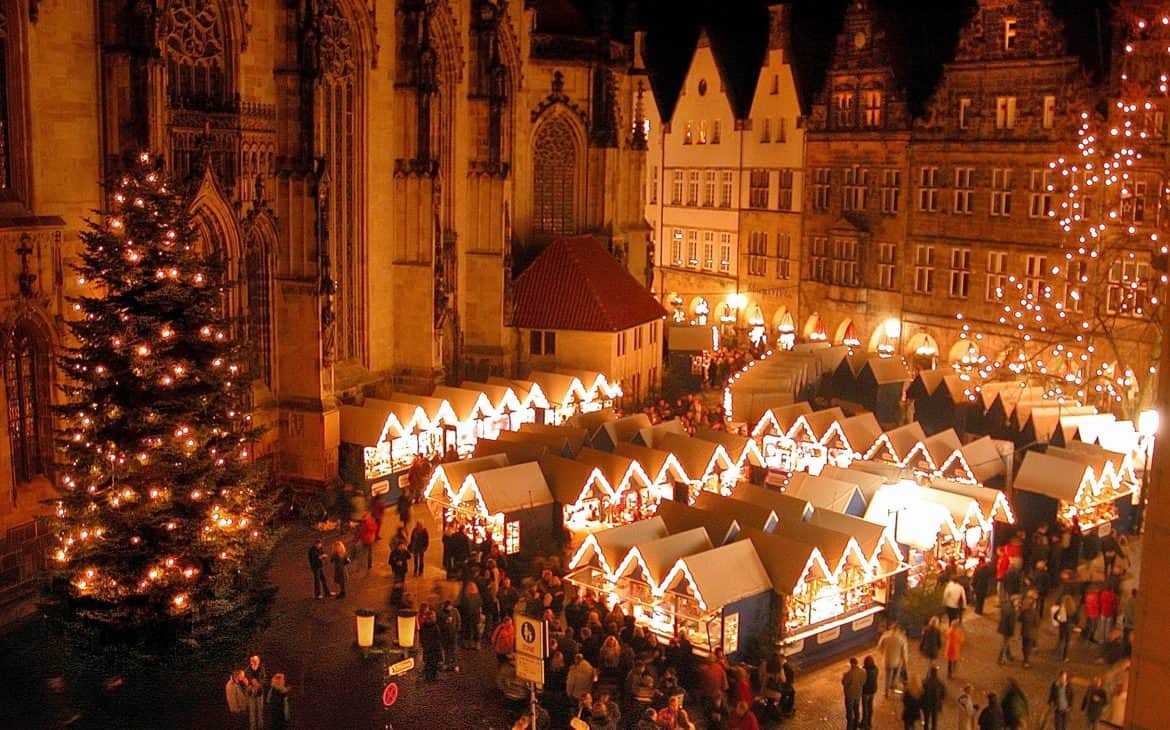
[
  {"left": 396, "top": 609, "right": 417, "bottom": 648},
  {"left": 356, "top": 609, "right": 377, "bottom": 648}
]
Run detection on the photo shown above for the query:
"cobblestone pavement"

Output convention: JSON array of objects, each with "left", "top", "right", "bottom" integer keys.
[{"left": 0, "top": 504, "right": 1139, "bottom": 729}]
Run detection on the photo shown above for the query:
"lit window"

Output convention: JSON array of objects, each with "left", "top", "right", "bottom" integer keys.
[
  {"left": 1003, "top": 18, "right": 1018, "bottom": 50},
  {"left": 1042, "top": 95, "right": 1056, "bottom": 130},
  {"left": 995, "top": 96, "right": 1017, "bottom": 129},
  {"left": 958, "top": 98, "right": 971, "bottom": 129}
]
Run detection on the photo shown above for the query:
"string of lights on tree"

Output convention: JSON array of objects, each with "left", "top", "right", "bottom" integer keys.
[
  {"left": 48, "top": 153, "right": 274, "bottom": 645},
  {"left": 951, "top": 6, "right": 1168, "bottom": 416}
]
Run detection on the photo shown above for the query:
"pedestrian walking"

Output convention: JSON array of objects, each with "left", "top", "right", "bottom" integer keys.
[
  {"left": 1081, "top": 676, "right": 1108, "bottom": 729},
  {"left": 265, "top": 673, "right": 290, "bottom": 730},
  {"left": 1099, "top": 585, "right": 1118, "bottom": 640},
  {"left": 1047, "top": 670, "right": 1074, "bottom": 730},
  {"left": 243, "top": 655, "right": 268, "bottom": 730},
  {"left": 978, "top": 692, "right": 1004, "bottom": 730},
  {"left": 438, "top": 599, "right": 461, "bottom": 671},
  {"left": 1054, "top": 592, "right": 1076, "bottom": 662},
  {"left": 878, "top": 624, "right": 909, "bottom": 697},
  {"left": 920, "top": 616, "right": 943, "bottom": 662},
  {"left": 459, "top": 579, "right": 483, "bottom": 649},
  {"left": 492, "top": 615, "right": 516, "bottom": 664},
  {"left": 921, "top": 666, "right": 946, "bottom": 730},
  {"left": 1000, "top": 678, "right": 1029, "bottom": 730},
  {"left": 409, "top": 521, "right": 429, "bottom": 577},
  {"left": 943, "top": 577, "right": 967, "bottom": 624},
  {"left": 356, "top": 511, "right": 377, "bottom": 570},
  {"left": 997, "top": 597, "right": 1017, "bottom": 664},
  {"left": 419, "top": 608, "right": 443, "bottom": 682},
  {"left": 388, "top": 539, "right": 410, "bottom": 604},
  {"left": 972, "top": 558, "right": 994, "bottom": 615},
  {"left": 396, "top": 492, "right": 412, "bottom": 530},
  {"left": 307, "top": 538, "right": 331, "bottom": 598},
  {"left": 841, "top": 657, "right": 866, "bottom": 730},
  {"left": 1082, "top": 585, "right": 1101, "bottom": 644},
  {"left": 957, "top": 684, "right": 979, "bottom": 730},
  {"left": 861, "top": 655, "right": 878, "bottom": 730},
  {"left": 945, "top": 622, "right": 965, "bottom": 679},
  {"left": 330, "top": 540, "right": 349, "bottom": 599},
  {"left": 1019, "top": 596, "right": 1041, "bottom": 668},
  {"left": 902, "top": 676, "right": 923, "bottom": 730},
  {"left": 225, "top": 669, "right": 249, "bottom": 727}
]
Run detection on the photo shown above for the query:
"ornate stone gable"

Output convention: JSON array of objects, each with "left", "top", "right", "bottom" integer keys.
[
  {"left": 952, "top": 0, "right": 1068, "bottom": 64},
  {"left": 829, "top": 0, "right": 895, "bottom": 73}
]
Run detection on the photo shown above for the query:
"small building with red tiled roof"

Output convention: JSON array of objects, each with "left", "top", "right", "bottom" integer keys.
[{"left": 513, "top": 236, "right": 667, "bottom": 403}]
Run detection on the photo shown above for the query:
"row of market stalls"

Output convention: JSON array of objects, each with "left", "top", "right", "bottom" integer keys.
[
  {"left": 337, "top": 371, "right": 621, "bottom": 497},
  {"left": 565, "top": 483, "right": 906, "bottom": 663}
]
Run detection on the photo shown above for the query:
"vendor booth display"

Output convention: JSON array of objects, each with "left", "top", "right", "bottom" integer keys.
[
  {"left": 653, "top": 498, "right": 741, "bottom": 546},
  {"left": 464, "top": 381, "right": 529, "bottom": 432},
  {"left": 865, "top": 422, "right": 928, "bottom": 466},
  {"left": 575, "top": 447, "right": 661, "bottom": 521},
  {"left": 538, "top": 454, "right": 616, "bottom": 530},
  {"left": 431, "top": 385, "right": 502, "bottom": 452},
  {"left": 445, "top": 461, "right": 558, "bottom": 555},
  {"left": 784, "top": 473, "right": 868, "bottom": 517},
  {"left": 656, "top": 432, "right": 737, "bottom": 498},
  {"left": 590, "top": 413, "right": 653, "bottom": 452},
  {"left": 568, "top": 516, "right": 668, "bottom": 581},
  {"left": 863, "top": 482, "right": 989, "bottom": 574},
  {"left": 752, "top": 403, "right": 846, "bottom": 474},
  {"left": 1013, "top": 447, "right": 1137, "bottom": 534},
  {"left": 338, "top": 399, "right": 434, "bottom": 498},
  {"left": 819, "top": 412, "right": 883, "bottom": 467}
]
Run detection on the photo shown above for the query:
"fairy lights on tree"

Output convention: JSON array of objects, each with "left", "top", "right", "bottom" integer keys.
[
  {"left": 954, "top": 6, "right": 1168, "bottom": 416},
  {"left": 46, "top": 154, "right": 276, "bottom": 653}
]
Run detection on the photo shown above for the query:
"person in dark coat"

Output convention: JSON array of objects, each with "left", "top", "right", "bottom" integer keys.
[
  {"left": 1000, "top": 678, "right": 1029, "bottom": 730},
  {"left": 861, "top": 655, "right": 879, "bottom": 730},
  {"left": 409, "top": 522, "right": 430, "bottom": 577},
  {"left": 972, "top": 558, "right": 995, "bottom": 615},
  {"left": 396, "top": 493, "right": 412, "bottom": 530},
  {"left": 978, "top": 692, "right": 1005, "bottom": 730},
  {"left": 419, "top": 609, "right": 444, "bottom": 682},
  {"left": 265, "top": 673, "right": 290, "bottom": 730},
  {"left": 997, "top": 598, "right": 1017, "bottom": 664},
  {"left": 438, "top": 600, "right": 462, "bottom": 671},
  {"left": 921, "top": 666, "right": 946, "bottom": 730},
  {"left": 330, "top": 541, "right": 350, "bottom": 599},
  {"left": 308, "top": 538, "right": 331, "bottom": 598},
  {"left": 920, "top": 617, "right": 943, "bottom": 662},
  {"left": 459, "top": 580, "right": 483, "bottom": 649},
  {"left": 389, "top": 540, "right": 411, "bottom": 587},
  {"left": 902, "top": 678, "right": 923, "bottom": 730},
  {"left": 1018, "top": 597, "right": 1041, "bottom": 668}
]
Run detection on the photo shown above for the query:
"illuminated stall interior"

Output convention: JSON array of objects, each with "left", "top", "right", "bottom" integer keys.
[
  {"left": 338, "top": 400, "right": 434, "bottom": 486},
  {"left": 604, "top": 529, "right": 716, "bottom": 641},
  {"left": 537, "top": 454, "right": 616, "bottom": 531},
  {"left": 575, "top": 447, "right": 660, "bottom": 522},
  {"left": 527, "top": 371, "right": 592, "bottom": 424},
  {"left": 448, "top": 462, "right": 557, "bottom": 555},
  {"left": 864, "top": 422, "right": 929, "bottom": 467},
  {"left": 1014, "top": 449, "right": 1137, "bottom": 534},
  {"left": 657, "top": 432, "right": 737, "bottom": 498},
  {"left": 752, "top": 402, "right": 813, "bottom": 471},
  {"left": 864, "top": 482, "right": 988, "bottom": 575},
  {"left": 776, "top": 405, "right": 843, "bottom": 474},
  {"left": 466, "top": 381, "right": 530, "bottom": 432},
  {"left": 555, "top": 368, "right": 622, "bottom": 410},
  {"left": 387, "top": 393, "right": 461, "bottom": 456},
  {"left": 431, "top": 385, "right": 501, "bottom": 453}
]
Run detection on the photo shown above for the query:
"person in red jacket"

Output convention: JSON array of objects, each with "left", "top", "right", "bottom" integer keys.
[
  {"left": 356, "top": 511, "right": 378, "bottom": 570},
  {"left": 995, "top": 547, "right": 1012, "bottom": 601},
  {"left": 1098, "top": 586, "right": 1118, "bottom": 641},
  {"left": 728, "top": 700, "right": 760, "bottom": 730},
  {"left": 1082, "top": 585, "right": 1101, "bottom": 644}
]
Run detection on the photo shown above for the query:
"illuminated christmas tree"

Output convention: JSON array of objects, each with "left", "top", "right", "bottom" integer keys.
[
  {"left": 46, "top": 154, "right": 276, "bottom": 655},
  {"left": 955, "top": 5, "right": 1168, "bottom": 417}
]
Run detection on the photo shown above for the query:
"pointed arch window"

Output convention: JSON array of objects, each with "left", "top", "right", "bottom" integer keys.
[
  {"left": 533, "top": 116, "right": 578, "bottom": 238},
  {"left": 6, "top": 321, "right": 50, "bottom": 484},
  {"left": 245, "top": 233, "right": 274, "bottom": 387},
  {"left": 161, "top": 0, "right": 229, "bottom": 109}
]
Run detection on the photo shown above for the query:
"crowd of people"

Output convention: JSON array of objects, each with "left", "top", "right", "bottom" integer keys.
[{"left": 641, "top": 394, "right": 724, "bottom": 436}]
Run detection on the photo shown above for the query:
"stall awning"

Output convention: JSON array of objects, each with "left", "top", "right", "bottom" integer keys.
[
  {"left": 930, "top": 477, "right": 1016, "bottom": 524},
  {"left": 921, "top": 429, "right": 963, "bottom": 473},
  {"left": 618, "top": 527, "right": 713, "bottom": 590},
  {"left": 693, "top": 428, "right": 765, "bottom": 468},
  {"left": 424, "top": 454, "right": 511, "bottom": 503},
  {"left": 655, "top": 498, "right": 740, "bottom": 545},
  {"left": 633, "top": 419, "right": 686, "bottom": 449},
  {"left": 946, "top": 436, "right": 1006, "bottom": 484},
  {"left": 360, "top": 398, "right": 434, "bottom": 439},
  {"left": 866, "top": 422, "right": 928, "bottom": 465},
  {"left": 465, "top": 381, "right": 525, "bottom": 416},
  {"left": 527, "top": 371, "right": 589, "bottom": 407},
  {"left": 575, "top": 447, "right": 652, "bottom": 496},
  {"left": 804, "top": 509, "right": 900, "bottom": 568},
  {"left": 613, "top": 442, "right": 689, "bottom": 485},
  {"left": 538, "top": 454, "right": 613, "bottom": 506},
  {"left": 862, "top": 357, "right": 911, "bottom": 386},
  {"left": 595, "top": 413, "right": 654, "bottom": 451},
  {"left": 751, "top": 402, "right": 814, "bottom": 439},
  {"left": 568, "top": 516, "right": 669, "bottom": 577},
  {"left": 737, "top": 526, "right": 835, "bottom": 595},
  {"left": 1024, "top": 405, "right": 1099, "bottom": 444},
  {"left": 431, "top": 385, "right": 497, "bottom": 423},
  {"left": 658, "top": 431, "right": 734, "bottom": 482},
  {"left": 785, "top": 473, "right": 868, "bottom": 517},
  {"left": 728, "top": 482, "right": 813, "bottom": 525},
  {"left": 488, "top": 377, "right": 551, "bottom": 410},
  {"left": 1052, "top": 443, "right": 1133, "bottom": 487},
  {"left": 818, "top": 465, "right": 886, "bottom": 503},
  {"left": 460, "top": 461, "right": 555, "bottom": 516},
  {"left": 1014, "top": 451, "right": 1092, "bottom": 503},
  {"left": 692, "top": 492, "right": 779, "bottom": 533},
  {"left": 822, "top": 412, "right": 883, "bottom": 457},
  {"left": 660, "top": 539, "right": 773, "bottom": 610},
  {"left": 389, "top": 393, "right": 459, "bottom": 427}
]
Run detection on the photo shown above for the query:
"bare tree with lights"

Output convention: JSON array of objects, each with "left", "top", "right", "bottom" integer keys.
[
  {"left": 955, "top": 7, "right": 1169, "bottom": 418},
  {"left": 45, "top": 154, "right": 277, "bottom": 657}
]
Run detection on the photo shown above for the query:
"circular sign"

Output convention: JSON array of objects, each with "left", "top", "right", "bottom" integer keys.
[
  {"left": 382, "top": 682, "right": 399, "bottom": 707},
  {"left": 520, "top": 622, "right": 536, "bottom": 645}
]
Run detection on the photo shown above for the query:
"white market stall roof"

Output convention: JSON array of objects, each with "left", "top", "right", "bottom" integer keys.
[
  {"left": 800, "top": 407, "right": 847, "bottom": 443},
  {"left": 692, "top": 492, "right": 779, "bottom": 533},
  {"left": 729, "top": 482, "right": 813, "bottom": 525},
  {"left": 555, "top": 368, "right": 621, "bottom": 399},
  {"left": 425, "top": 454, "right": 511, "bottom": 503},
  {"left": 488, "top": 376, "right": 551, "bottom": 410},
  {"left": 464, "top": 381, "right": 525, "bottom": 416},
  {"left": 1020, "top": 404, "right": 1099, "bottom": 443},
  {"left": 920, "top": 429, "right": 963, "bottom": 473},
  {"left": 498, "top": 429, "right": 574, "bottom": 458},
  {"left": 659, "top": 538, "right": 774, "bottom": 611},
  {"left": 865, "top": 422, "right": 928, "bottom": 465},
  {"left": 517, "top": 422, "right": 589, "bottom": 455},
  {"left": 431, "top": 385, "right": 497, "bottom": 423},
  {"left": 358, "top": 398, "right": 434, "bottom": 439},
  {"left": 1014, "top": 450, "right": 1096, "bottom": 503},
  {"left": 821, "top": 412, "right": 883, "bottom": 457},
  {"left": 1049, "top": 444, "right": 1133, "bottom": 489},
  {"left": 612, "top": 442, "right": 689, "bottom": 485},
  {"left": 727, "top": 353, "right": 821, "bottom": 423},
  {"left": 785, "top": 473, "right": 868, "bottom": 516},
  {"left": 459, "top": 461, "right": 555, "bottom": 516},
  {"left": 616, "top": 527, "right": 714, "bottom": 591},
  {"left": 864, "top": 483, "right": 963, "bottom": 550},
  {"left": 771, "top": 515, "right": 871, "bottom": 578},
  {"left": 568, "top": 516, "right": 668, "bottom": 578},
  {"left": 1094, "top": 420, "right": 1140, "bottom": 456},
  {"left": 1059, "top": 412, "right": 1117, "bottom": 445},
  {"left": 565, "top": 408, "right": 618, "bottom": 436},
  {"left": 389, "top": 392, "right": 460, "bottom": 427},
  {"left": 751, "top": 401, "right": 814, "bottom": 439},
  {"left": 930, "top": 477, "right": 1016, "bottom": 524},
  {"left": 981, "top": 383, "right": 1047, "bottom": 417},
  {"left": 526, "top": 371, "right": 589, "bottom": 407},
  {"left": 947, "top": 436, "right": 1006, "bottom": 484},
  {"left": 804, "top": 509, "right": 902, "bottom": 570},
  {"left": 861, "top": 357, "right": 912, "bottom": 385},
  {"left": 339, "top": 402, "right": 400, "bottom": 446},
  {"left": 575, "top": 447, "right": 653, "bottom": 496},
  {"left": 818, "top": 465, "right": 887, "bottom": 503},
  {"left": 655, "top": 498, "right": 741, "bottom": 546},
  {"left": 538, "top": 454, "right": 613, "bottom": 506},
  {"left": 473, "top": 438, "right": 548, "bottom": 463},
  {"left": 847, "top": 460, "right": 907, "bottom": 484},
  {"left": 595, "top": 413, "right": 654, "bottom": 450},
  {"left": 914, "top": 370, "right": 967, "bottom": 400},
  {"left": 738, "top": 527, "right": 835, "bottom": 595},
  {"left": 813, "top": 345, "right": 850, "bottom": 373},
  {"left": 916, "top": 486, "right": 987, "bottom": 530},
  {"left": 693, "top": 428, "right": 765, "bottom": 468},
  {"left": 657, "top": 432, "right": 734, "bottom": 482},
  {"left": 633, "top": 419, "right": 686, "bottom": 448}
]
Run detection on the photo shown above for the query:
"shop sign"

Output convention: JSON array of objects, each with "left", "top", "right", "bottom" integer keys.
[
  {"left": 515, "top": 613, "right": 548, "bottom": 659},
  {"left": 371, "top": 479, "right": 390, "bottom": 497},
  {"left": 516, "top": 653, "right": 546, "bottom": 685},
  {"left": 852, "top": 614, "right": 875, "bottom": 631},
  {"left": 816, "top": 627, "right": 841, "bottom": 644},
  {"left": 1098, "top": 522, "right": 1112, "bottom": 537},
  {"left": 398, "top": 474, "right": 411, "bottom": 489}
]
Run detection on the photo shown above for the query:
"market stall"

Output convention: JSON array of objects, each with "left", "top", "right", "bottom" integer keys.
[
  {"left": 612, "top": 442, "right": 690, "bottom": 498},
  {"left": 488, "top": 376, "right": 552, "bottom": 425},
  {"left": 575, "top": 447, "right": 661, "bottom": 522},
  {"left": 691, "top": 491, "right": 779, "bottom": 533},
  {"left": 386, "top": 392, "right": 462, "bottom": 456},
  {"left": 977, "top": 383, "right": 1046, "bottom": 440},
  {"left": 915, "top": 428, "right": 963, "bottom": 477},
  {"left": 1016, "top": 404, "right": 1099, "bottom": 448},
  {"left": 653, "top": 498, "right": 741, "bottom": 546},
  {"left": 610, "top": 528, "right": 715, "bottom": 627},
  {"left": 723, "top": 350, "right": 822, "bottom": 423},
  {"left": 590, "top": 413, "right": 653, "bottom": 452},
  {"left": 1013, "top": 446, "right": 1137, "bottom": 533},
  {"left": 692, "top": 428, "right": 766, "bottom": 476},
  {"left": 865, "top": 422, "right": 928, "bottom": 467},
  {"left": 819, "top": 412, "right": 883, "bottom": 468},
  {"left": 804, "top": 509, "right": 904, "bottom": 578},
  {"left": 449, "top": 461, "right": 558, "bottom": 555},
  {"left": 465, "top": 380, "right": 529, "bottom": 432},
  {"left": 930, "top": 477, "right": 1016, "bottom": 528},
  {"left": 431, "top": 385, "right": 501, "bottom": 451},
  {"left": 1055, "top": 413, "right": 1120, "bottom": 448},
  {"left": 863, "top": 482, "right": 988, "bottom": 573},
  {"left": 526, "top": 371, "right": 591, "bottom": 425},
  {"left": 906, "top": 370, "right": 972, "bottom": 435},
  {"left": 338, "top": 399, "right": 434, "bottom": 500},
  {"left": 657, "top": 431, "right": 737, "bottom": 498},
  {"left": 785, "top": 472, "right": 868, "bottom": 517},
  {"left": 556, "top": 368, "right": 622, "bottom": 408},
  {"left": 537, "top": 454, "right": 616, "bottom": 531},
  {"left": 831, "top": 352, "right": 868, "bottom": 404},
  {"left": 729, "top": 481, "right": 815, "bottom": 525},
  {"left": 423, "top": 454, "right": 511, "bottom": 506},
  {"left": 496, "top": 429, "right": 574, "bottom": 458},
  {"left": 752, "top": 402, "right": 815, "bottom": 472},
  {"left": 567, "top": 516, "right": 668, "bottom": 581}
]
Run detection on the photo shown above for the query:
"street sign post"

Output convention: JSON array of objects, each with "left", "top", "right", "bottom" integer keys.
[
  {"left": 514, "top": 613, "right": 548, "bottom": 659},
  {"left": 515, "top": 653, "right": 545, "bottom": 685},
  {"left": 387, "top": 657, "right": 415, "bottom": 677},
  {"left": 382, "top": 682, "right": 399, "bottom": 707}
]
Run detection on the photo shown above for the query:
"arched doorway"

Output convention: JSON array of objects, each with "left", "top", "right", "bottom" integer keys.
[
  {"left": 803, "top": 313, "right": 827, "bottom": 342},
  {"left": 904, "top": 331, "right": 940, "bottom": 370},
  {"left": 691, "top": 297, "right": 710, "bottom": 326},
  {"left": 835, "top": 319, "right": 860, "bottom": 347}
]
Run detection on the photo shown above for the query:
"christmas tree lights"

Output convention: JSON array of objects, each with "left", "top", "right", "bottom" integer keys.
[
  {"left": 955, "top": 7, "right": 1168, "bottom": 416},
  {"left": 46, "top": 154, "right": 276, "bottom": 653}
]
